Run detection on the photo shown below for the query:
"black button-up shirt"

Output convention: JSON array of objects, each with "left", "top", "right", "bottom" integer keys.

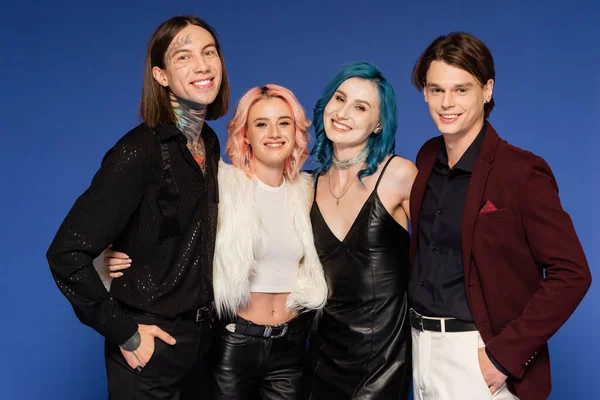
[
  {"left": 409, "top": 123, "right": 487, "bottom": 321},
  {"left": 47, "top": 122, "right": 219, "bottom": 345}
]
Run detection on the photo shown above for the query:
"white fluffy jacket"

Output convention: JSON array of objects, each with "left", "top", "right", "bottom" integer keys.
[{"left": 213, "top": 162, "right": 328, "bottom": 318}]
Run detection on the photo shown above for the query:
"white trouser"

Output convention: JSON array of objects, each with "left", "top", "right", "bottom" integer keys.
[{"left": 412, "top": 325, "right": 519, "bottom": 400}]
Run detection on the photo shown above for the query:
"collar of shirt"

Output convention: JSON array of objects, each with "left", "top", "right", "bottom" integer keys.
[
  {"left": 153, "top": 123, "right": 182, "bottom": 142},
  {"left": 153, "top": 122, "right": 217, "bottom": 149},
  {"left": 435, "top": 121, "right": 488, "bottom": 177}
]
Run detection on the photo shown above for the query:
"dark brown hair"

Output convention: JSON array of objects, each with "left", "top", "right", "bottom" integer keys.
[
  {"left": 140, "top": 15, "right": 230, "bottom": 127},
  {"left": 412, "top": 32, "right": 495, "bottom": 118}
]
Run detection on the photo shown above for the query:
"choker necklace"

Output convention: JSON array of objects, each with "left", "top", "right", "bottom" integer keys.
[{"left": 332, "top": 146, "right": 368, "bottom": 169}]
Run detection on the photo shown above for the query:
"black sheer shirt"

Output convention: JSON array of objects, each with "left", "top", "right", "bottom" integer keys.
[{"left": 47, "top": 122, "right": 219, "bottom": 345}]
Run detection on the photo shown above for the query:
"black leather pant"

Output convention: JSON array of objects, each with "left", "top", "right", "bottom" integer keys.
[{"left": 212, "top": 312, "right": 313, "bottom": 400}]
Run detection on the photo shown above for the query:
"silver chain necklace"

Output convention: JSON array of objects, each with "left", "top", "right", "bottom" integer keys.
[
  {"left": 328, "top": 165, "right": 362, "bottom": 206},
  {"left": 332, "top": 146, "right": 368, "bottom": 170}
]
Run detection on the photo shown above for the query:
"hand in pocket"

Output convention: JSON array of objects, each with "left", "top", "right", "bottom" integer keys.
[
  {"left": 120, "top": 324, "right": 176, "bottom": 370},
  {"left": 478, "top": 347, "right": 507, "bottom": 394}
]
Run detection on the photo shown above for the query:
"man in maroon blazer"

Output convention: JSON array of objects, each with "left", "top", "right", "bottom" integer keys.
[{"left": 407, "top": 32, "right": 591, "bottom": 400}]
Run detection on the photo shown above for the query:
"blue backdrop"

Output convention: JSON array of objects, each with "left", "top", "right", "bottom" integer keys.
[{"left": 1, "top": 1, "right": 597, "bottom": 399}]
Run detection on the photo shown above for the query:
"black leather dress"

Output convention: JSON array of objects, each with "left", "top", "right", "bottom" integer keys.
[{"left": 302, "top": 156, "right": 412, "bottom": 400}]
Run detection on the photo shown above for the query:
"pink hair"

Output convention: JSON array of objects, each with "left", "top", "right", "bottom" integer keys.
[{"left": 225, "top": 84, "right": 311, "bottom": 181}]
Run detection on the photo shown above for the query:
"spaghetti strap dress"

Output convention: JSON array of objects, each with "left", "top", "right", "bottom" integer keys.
[{"left": 301, "top": 156, "right": 411, "bottom": 400}]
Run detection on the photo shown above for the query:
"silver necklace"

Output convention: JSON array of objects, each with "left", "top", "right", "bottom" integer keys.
[
  {"left": 332, "top": 146, "right": 368, "bottom": 169},
  {"left": 328, "top": 167, "right": 361, "bottom": 206}
]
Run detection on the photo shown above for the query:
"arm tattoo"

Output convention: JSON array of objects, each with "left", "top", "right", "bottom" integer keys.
[{"left": 120, "top": 330, "right": 141, "bottom": 352}]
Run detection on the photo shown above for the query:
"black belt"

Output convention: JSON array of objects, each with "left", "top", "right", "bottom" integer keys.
[
  {"left": 409, "top": 309, "right": 477, "bottom": 332},
  {"left": 123, "top": 304, "right": 213, "bottom": 323},
  {"left": 225, "top": 321, "right": 289, "bottom": 339}
]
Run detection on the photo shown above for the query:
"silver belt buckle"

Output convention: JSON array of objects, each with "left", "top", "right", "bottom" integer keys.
[
  {"left": 195, "top": 305, "right": 212, "bottom": 322},
  {"left": 271, "top": 323, "right": 288, "bottom": 339},
  {"left": 410, "top": 309, "right": 424, "bottom": 332}
]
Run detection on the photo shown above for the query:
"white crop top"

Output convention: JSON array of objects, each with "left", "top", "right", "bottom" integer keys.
[{"left": 249, "top": 177, "right": 304, "bottom": 293}]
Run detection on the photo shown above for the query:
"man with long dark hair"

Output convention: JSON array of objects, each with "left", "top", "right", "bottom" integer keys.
[{"left": 47, "top": 15, "right": 229, "bottom": 399}]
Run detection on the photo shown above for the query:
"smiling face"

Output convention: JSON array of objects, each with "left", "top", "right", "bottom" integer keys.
[
  {"left": 323, "top": 77, "right": 381, "bottom": 152},
  {"left": 424, "top": 60, "right": 493, "bottom": 140},
  {"left": 152, "top": 24, "right": 222, "bottom": 105},
  {"left": 245, "top": 97, "right": 296, "bottom": 174}
]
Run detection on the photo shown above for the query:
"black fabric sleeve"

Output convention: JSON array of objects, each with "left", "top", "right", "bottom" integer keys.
[{"left": 47, "top": 136, "right": 151, "bottom": 344}]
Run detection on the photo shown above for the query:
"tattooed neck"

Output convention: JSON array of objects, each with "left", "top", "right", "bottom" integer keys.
[
  {"left": 170, "top": 91, "right": 207, "bottom": 142},
  {"left": 170, "top": 91, "right": 208, "bottom": 171}
]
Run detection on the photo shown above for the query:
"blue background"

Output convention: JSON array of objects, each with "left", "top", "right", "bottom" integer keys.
[{"left": 1, "top": 1, "right": 597, "bottom": 398}]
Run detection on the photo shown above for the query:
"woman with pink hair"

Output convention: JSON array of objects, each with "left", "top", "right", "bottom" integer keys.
[{"left": 103, "top": 84, "right": 327, "bottom": 399}]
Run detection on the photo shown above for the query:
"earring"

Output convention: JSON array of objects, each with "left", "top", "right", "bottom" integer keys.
[
  {"left": 291, "top": 158, "right": 296, "bottom": 171},
  {"left": 245, "top": 148, "right": 251, "bottom": 168}
]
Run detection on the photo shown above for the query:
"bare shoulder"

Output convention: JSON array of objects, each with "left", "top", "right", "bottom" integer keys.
[
  {"left": 384, "top": 156, "right": 418, "bottom": 187},
  {"left": 376, "top": 156, "right": 417, "bottom": 212}
]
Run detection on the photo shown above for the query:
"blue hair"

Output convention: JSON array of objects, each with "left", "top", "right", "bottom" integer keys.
[{"left": 311, "top": 61, "right": 397, "bottom": 183}]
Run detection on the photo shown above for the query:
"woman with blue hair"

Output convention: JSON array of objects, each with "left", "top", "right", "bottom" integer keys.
[{"left": 302, "top": 62, "right": 416, "bottom": 399}]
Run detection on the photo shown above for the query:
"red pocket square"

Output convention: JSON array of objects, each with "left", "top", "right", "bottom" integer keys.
[{"left": 479, "top": 200, "right": 498, "bottom": 214}]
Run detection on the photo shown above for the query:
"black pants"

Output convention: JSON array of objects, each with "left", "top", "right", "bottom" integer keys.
[
  {"left": 212, "top": 312, "right": 313, "bottom": 400},
  {"left": 105, "top": 309, "right": 213, "bottom": 400}
]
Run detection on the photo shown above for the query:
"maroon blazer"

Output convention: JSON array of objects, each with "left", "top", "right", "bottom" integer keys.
[{"left": 409, "top": 123, "right": 591, "bottom": 400}]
